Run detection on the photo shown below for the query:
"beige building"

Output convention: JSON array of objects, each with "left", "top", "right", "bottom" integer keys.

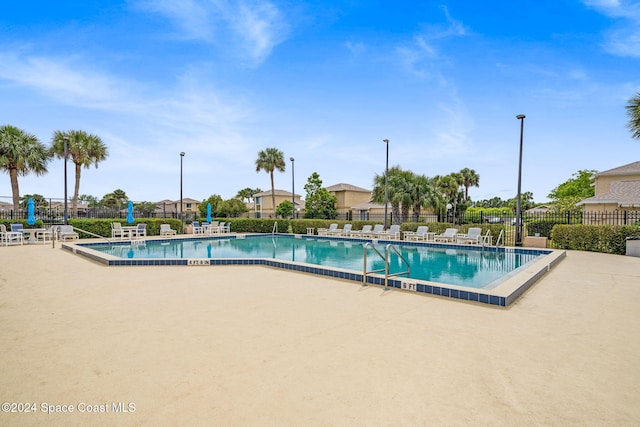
[
  {"left": 254, "top": 189, "right": 303, "bottom": 218},
  {"left": 157, "top": 198, "right": 201, "bottom": 221},
  {"left": 577, "top": 161, "right": 640, "bottom": 224},
  {"left": 325, "top": 183, "right": 375, "bottom": 219}
]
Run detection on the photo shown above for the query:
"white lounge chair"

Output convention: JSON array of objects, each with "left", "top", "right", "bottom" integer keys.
[
  {"left": 37, "top": 226, "right": 56, "bottom": 243},
  {"left": 369, "top": 224, "right": 385, "bottom": 238},
  {"left": 219, "top": 222, "right": 231, "bottom": 234},
  {"left": 192, "top": 221, "right": 203, "bottom": 234},
  {"left": 160, "top": 224, "right": 176, "bottom": 236},
  {"left": 456, "top": 227, "right": 483, "bottom": 244},
  {"left": 132, "top": 223, "right": 146, "bottom": 239},
  {"left": 351, "top": 225, "right": 373, "bottom": 238},
  {"left": 377, "top": 224, "right": 401, "bottom": 240},
  {"left": 328, "top": 223, "right": 352, "bottom": 237},
  {"left": 59, "top": 225, "right": 79, "bottom": 240},
  {"left": 317, "top": 223, "right": 338, "bottom": 236},
  {"left": 1, "top": 224, "right": 24, "bottom": 245},
  {"left": 111, "top": 222, "right": 126, "bottom": 239},
  {"left": 434, "top": 228, "right": 458, "bottom": 243},
  {"left": 404, "top": 226, "right": 430, "bottom": 241}
]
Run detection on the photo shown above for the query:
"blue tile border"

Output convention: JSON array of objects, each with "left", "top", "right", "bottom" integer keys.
[{"left": 64, "top": 234, "right": 564, "bottom": 308}]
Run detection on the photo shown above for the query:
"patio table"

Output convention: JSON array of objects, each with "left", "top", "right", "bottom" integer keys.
[{"left": 22, "top": 228, "right": 46, "bottom": 244}]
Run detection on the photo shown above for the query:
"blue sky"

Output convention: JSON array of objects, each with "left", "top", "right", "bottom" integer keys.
[{"left": 1, "top": 0, "right": 639, "bottom": 204}]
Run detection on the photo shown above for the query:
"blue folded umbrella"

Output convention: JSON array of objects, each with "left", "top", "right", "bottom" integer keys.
[
  {"left": 126, "top": 201, "right": 134, "bottom": 224},
  {"left": 27, "top": 197, "right": 36, "bottom": 225}
]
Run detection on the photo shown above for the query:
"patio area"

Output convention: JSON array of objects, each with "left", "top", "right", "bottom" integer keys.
[{"left": 0, "top": 244, "right": 639, "bottom": 426}]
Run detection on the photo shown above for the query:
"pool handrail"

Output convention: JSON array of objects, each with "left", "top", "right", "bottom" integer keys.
[
  {"left": 363, "top": 242, "right": 386, "bottom": 285},
  {"left": 385, "top": 243, "right": 411, "bottom": 288},
  {"left": 363, "top": 242, "right": 411, "bottom": 289},
  {"left": 52, "top": 225, "right": 113, "bottom": 248}
]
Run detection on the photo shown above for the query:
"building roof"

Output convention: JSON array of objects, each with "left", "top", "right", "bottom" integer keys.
[
  {"left": 596, "top": 161, "right": 640, "bottom": 177},
  {"left": 325, "top": 183, "right": 371, "bottom": 193},
  {"left": 254, "top": 189, "right": 300, "bottom": 197},
  {"left": 351, "top": 201, "right": 385, "bottom": 210},
  {"left": 577, "top": 180, "right": 640, "bottom": 208}
]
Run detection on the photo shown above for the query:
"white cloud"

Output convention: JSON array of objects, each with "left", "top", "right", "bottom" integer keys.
[
  {"left": 133, "top": 0, "right": 289, "bottom": 64},
  {"left": 582, "top": 0, "right": 640, "bottom": 57},
  {"left": 394, "top": 6, "right": 467, "bottom": 79}
]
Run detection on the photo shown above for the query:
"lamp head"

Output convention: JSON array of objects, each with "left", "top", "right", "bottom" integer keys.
[
  {"left": 516, "top": 114, "right": 525, "bottom": 119},
  {"left": 290, "top": 157, "right": 294, "bottom": 161},
  {"left": 383, "top": 139, "right": 389, "bottom": 143},
  {"left": 180, "top": 152, "right": 185, "bottom": 156}
]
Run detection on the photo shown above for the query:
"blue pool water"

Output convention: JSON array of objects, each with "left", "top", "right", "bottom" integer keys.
[{"left": 86, "top": 235, "right": 543, "bottom": 289}]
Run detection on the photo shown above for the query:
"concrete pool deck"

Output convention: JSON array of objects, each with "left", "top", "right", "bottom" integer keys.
[{"left": 1, "top": 244, "right": 639, "bottom": 426}]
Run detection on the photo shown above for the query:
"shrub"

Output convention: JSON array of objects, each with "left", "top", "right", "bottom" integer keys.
[
  {"left": 527, "top": 219, "right": 568, "bottom": 238},
  {"left": 67, "top": 218, "right": 182, "bottom": 238},
  {"left": 550, "top": 224, "right": 640, "bottom": 254}
]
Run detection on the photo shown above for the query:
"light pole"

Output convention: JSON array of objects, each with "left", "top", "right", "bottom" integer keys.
[
  {"left": 515, "top": 114, "right": 525, "bottom": 247},
  {"left": 63, "top": 135, "right": 69, "bottom": 225},
  {"left": 180, "top": 152, "right": 185, "bottom": 233},
  {"left": 383, "top": 139, "right": 389, "bottom": 228},
  {"left": 290, "top": 157, "right": 295, "bottom": 220}
]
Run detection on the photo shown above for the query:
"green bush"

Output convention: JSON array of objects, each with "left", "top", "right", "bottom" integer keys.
[
  {"left": 527, "top": 219, "right": 568, "bottom": 238},
  {"left": 550, "top": 224, "right": 640, "bottom": 254},
  {"left": 67, "top": 218, "right": 182, "bottom": 238}
]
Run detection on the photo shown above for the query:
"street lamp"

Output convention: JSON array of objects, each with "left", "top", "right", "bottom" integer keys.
[
  {"left": 63, "top": 135, "right": 69, "bottom": 225},
  {"left": 180, "top": 152, "right": 185, "bottom": 233},
  {"left": 515, "top": 114, "right": 526, "bottom": 247},
  {"left": 383, "top": 139, "right": 389, "bottom": 228},
  {"left": 290, "top": 157, "right": 295, "bottom": 220}
]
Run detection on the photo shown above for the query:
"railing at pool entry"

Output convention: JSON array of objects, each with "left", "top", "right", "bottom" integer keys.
[
  {"left": 363, "top": 242, "right": 411, "bottom": 289},
  {"left": 272, "top": 222, "right": 278, "bottom": 234}
]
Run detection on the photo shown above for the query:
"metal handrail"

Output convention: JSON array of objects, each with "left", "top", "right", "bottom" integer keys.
[
  {"left": 385, "top": 244, "right": 411, "bottom": 288},
  {"left": 363, "top": 242, "right": 386, "bottom": 285},
  {"left": 495, "top": 229, "right": 504, "bottom": 247},
  {"left": 52, "top": 225, "right": 113, "bottom": 248},
  {"left": 363, "top": 242, "right": 411, "bottom": 289},
  {"left": 272, "top": 222, "right": 278, "bottom": 234}
]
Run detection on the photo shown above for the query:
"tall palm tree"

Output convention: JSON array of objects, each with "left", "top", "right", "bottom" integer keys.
[
  {"left": 410, "top": 174, "right": 438, "bottom": 221},
  {"left": 50, "top": 130, "right": 108, "bottom": 217},
  {"left": 438, "top": 173, "right": 463, "bottom": 224},
  {"left": 626, "top": 91, "right": 640, "bottom": 140},
  {"left": 459, "top": 168, "right": 480, "bottom": 201},
  {"left": 255, "top": 147, "right": 286, "bottom": 215},
  {"left": 372, "top": 166, "right": 412, "bottom": 224},
  {"left": 0, "top": 125, "right": 51, "bottom": 212}
]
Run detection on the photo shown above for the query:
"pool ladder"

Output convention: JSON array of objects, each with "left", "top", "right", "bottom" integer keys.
[{"left": 363, "top": 242, "right": 411, "bottom": 289}]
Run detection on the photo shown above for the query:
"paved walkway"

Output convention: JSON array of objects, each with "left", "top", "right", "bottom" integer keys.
[{"left": 1, "top": 244, "right": 639, "bottom": 426}]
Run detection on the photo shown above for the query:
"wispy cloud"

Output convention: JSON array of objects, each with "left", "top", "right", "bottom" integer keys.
[
  {"left": 133, "top": 0, "right": 289, "bottom": 64},
  {"left": 394, "top": 6, "right": 468, "bottom": 79},
  {"left": 582, "top": 0, "right": 640, "bottom": 57}
]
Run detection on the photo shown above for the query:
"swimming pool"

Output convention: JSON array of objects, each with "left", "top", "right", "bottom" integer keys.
[{"left": 66, "top": 234, "right": 565, "bottom": 306}]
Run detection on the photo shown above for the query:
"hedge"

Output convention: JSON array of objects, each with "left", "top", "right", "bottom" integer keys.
[
  {"left": 550, "top": 224, "right": 640, "bottom": 254},
  {"left": 526, "top": 219, "right": 568, "bottom": 238}
]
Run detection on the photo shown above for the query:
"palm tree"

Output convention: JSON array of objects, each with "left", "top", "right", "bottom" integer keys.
[
  {"left": 0, "top": 125, "right": 51, "bottom": 212},
  {"left": 438, "top": 173, "right": 463, "bottom": 223},
  {"left": 410, "top": 174, "right": 438, "bottom": 221},
  {"left": 459, "top": 168, "right": 480, "bottom": 201},
  {"left": 50, "top": 130, "right": 108, "bottom": 218},
  {"left": 255, "top": 147, "right": 286, "bottom": 215},
  {"left": 372, "top": 166, "right": 412, "bottom": 224},
  {"left": 626, "top": 91, "right": 640, "bottom": 140}
]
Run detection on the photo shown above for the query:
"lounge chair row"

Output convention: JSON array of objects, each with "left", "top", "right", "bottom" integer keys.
[
  {"left": 313, "top": 224, "right": 493, "bottom": 245},
  {"left": 317, "top": 224, "right": 402, "bottom": 239}
]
